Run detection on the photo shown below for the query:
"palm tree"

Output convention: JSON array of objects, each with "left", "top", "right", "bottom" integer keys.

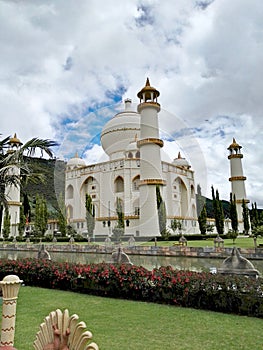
[{"left": 0, "top": 134, "right": 58, "bottom": 227}]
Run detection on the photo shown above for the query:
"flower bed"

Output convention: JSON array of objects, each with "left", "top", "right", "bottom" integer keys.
[{"left": 0, "top": 258, "right": 262, "bottom": 318}]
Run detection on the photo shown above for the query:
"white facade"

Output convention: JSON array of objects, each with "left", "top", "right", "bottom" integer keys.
[{"left": 65, "top": 80, "right": 198, "bottom": 237}]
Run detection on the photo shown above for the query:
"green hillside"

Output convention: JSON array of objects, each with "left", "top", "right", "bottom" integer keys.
[{"left": 22, "top": 157, "right": 66, "bottom": 214}]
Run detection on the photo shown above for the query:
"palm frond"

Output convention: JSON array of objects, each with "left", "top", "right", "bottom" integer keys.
[{"left": 21, "top": 138, "right": 58, "bottom": 158}]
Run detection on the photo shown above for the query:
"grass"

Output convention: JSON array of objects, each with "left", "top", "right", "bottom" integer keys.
[
  {"left": 11, "top": 286, "right": 263, "bottom": 349},
  {"left": 139, "top": 236, "right": 263, "bottom": 248}
]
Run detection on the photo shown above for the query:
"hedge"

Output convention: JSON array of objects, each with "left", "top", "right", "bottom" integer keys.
[{"left": 0, "top": 258, "right": 262, "bottom": 318}]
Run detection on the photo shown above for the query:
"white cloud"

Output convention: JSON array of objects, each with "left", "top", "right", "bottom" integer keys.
[{"left": 1, "top": 0, "right": 262, "bottom": 207}]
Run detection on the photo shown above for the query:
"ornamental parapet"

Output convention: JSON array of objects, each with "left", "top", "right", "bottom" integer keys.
[
  {"left": 228, "top": 154, "right": 243, "bottom": 159},
  {"left": 139, "top": 179, "right": 166, "bottom": 186},
  {"left": 137, "top": 138, "right": 163, "bottom": 148},
  {"left": 137, "top": 101, "right": 160, "bottom": 113},
  {"left": 229, "top": 176, "right": 246, "bottom": 181}
]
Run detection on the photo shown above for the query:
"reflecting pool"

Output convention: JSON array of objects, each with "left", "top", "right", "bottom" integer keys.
[{"left": 1, "top": 249, "right": 263, "bottom": 275}]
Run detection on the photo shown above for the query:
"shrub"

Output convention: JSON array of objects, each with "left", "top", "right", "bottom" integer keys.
[{"left": 0, "top": 259, "right": 262, "bottom": 318}]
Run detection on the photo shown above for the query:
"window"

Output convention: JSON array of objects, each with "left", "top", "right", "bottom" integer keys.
[
  {"left": 134, "top": 207, "right": 140, "bottom": 216},
  {"left": 133, "top": 175, "right": 140, "bottom": 191},
  {"left": 114, "top": 176, "right": 124, "bottom": 192}
]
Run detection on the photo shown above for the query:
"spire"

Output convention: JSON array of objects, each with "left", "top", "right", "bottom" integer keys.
[{"left": 137, "top": 78, "right": 160, "bottom": 103}]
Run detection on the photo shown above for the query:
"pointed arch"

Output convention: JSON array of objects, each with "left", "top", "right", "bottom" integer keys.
[
  {"left": 172, "top": 177, "right": 188, "bottom": 217},
  {"left": 132, "top": 175, "right": 140, "bottom": 191},
  {"left": 66, "top": 185, "right": 74, "bottom": 199},
  {"left": 114, "top": 176, "right": 124, "bottom": 193}
]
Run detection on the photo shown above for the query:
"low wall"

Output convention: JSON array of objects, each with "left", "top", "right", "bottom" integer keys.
[{"left": 0, "top": 244, "right": 262, "bottom": 260}]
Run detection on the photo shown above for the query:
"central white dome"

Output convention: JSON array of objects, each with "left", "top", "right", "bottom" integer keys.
[{"left": 100, "top": 99, "right": 140, "bottom": 159}]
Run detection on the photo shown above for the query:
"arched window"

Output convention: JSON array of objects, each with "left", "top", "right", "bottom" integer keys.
[
  {"left": 66, "top": 185, "right": 74, "bottom": 199},
  {"left": 135, "top": 151, "right": 140, "bottom": 158},
  {"left": 128, "top": 152, "right": 133, "bottom": 158},
  {"left": 132, "top": 175, "right": 140, "bottom": 191},
  {"left": 114, "top": 176, "right": 124, "bottom": 193}
]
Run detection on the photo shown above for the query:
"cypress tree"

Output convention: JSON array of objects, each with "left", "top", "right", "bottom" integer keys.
[
  {"left": 229, "top": 193, "right": 238, "bottom": 232},
  {"left": 2, "top": 210, "right": 11, "bottom": 240},
  {"left": 116, "top": 197, "right": 124, "bottom": 229},
  {"left": 34, "top": 194, "right": 48, "bottom": 236},
  {"left": 198, "top": 204, "right": 207, "bottom": 235},
  {"left": 211, "top": 186, "right": 224, "bottom": 235},
  {"left": 156, "top": 185, "right": 168, "bottom": 238},
  {"left": 85, "top": 193, "right": 95, "bottom": 236},
  {"left": 242, "top": 199, "right": 250, "bottom": 235}
]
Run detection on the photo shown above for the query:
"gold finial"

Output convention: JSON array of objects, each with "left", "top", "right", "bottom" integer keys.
[
  {"left": 228, "top": 138, "right": 241, "bottom": 150},
  {"left": 8, "top": 133, "right": 22, "bottom": 146},
  {"left": 137, "top": 78, "right": 160, "bottom": 100}
]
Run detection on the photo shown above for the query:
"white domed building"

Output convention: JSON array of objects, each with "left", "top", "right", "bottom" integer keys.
[{"left": 65, "top": 80, "right": 198, "bottom": 238}]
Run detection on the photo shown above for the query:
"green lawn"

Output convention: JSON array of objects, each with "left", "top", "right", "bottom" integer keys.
[
  {"left": 139, "top": 236, "right": 263, "bottom": 249},
  {"left": 11, "top": 286, "right": 263, "bottom": 349}
]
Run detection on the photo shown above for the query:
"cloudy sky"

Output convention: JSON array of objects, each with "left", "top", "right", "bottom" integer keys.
[{"left": 1, "top": 0, "right": 262, "bottom": 207}]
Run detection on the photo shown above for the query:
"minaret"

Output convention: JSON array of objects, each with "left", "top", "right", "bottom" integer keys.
[
  {"left": 228, "top": 138, "right": 249, "bottom": 225},
  {"left": 137, "top": 78, "right": 166, "bottom": 236},
  {"left": 4, "top": 134, "right": 23, "bottom": 237}
]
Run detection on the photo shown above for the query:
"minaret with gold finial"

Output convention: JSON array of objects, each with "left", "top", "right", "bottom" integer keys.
[
  {"left": 4, "top": 134, "right": 23, "bottom": 238},
  {"left": 228, "top": 138, "right": 249, "bottom": 227},
  {"left": 137, "top": 78, "right": 166, "bottom": 236}
]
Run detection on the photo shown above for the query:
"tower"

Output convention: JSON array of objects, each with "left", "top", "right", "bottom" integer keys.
[
  {"left": 228, "top": 138, "right": 249, "bottom": 226},
  {"left": 4, "top": 134, "right": 22, "bottom": 237},
  {"left": 137, "top": 78, "right": 166, "bottom": 236}
]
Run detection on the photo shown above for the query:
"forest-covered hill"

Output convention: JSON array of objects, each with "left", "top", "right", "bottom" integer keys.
[{"left": 22, "top": 157, "right": 66, "bottom": 214}]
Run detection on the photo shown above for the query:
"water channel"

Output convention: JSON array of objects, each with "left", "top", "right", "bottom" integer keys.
[{"left": 1, "top": 250, "right": 263, "bottom": 275}]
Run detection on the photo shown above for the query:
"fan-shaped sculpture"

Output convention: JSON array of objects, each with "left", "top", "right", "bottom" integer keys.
[{"left": 33, "top": 309, "right": 99, "bottom": 350}]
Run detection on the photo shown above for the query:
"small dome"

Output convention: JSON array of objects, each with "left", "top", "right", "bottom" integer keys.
[
  {"left": 67, "top": 152, "right": 86, "bottom": 168},
  {"left": 172, "top": 152, "right": 190, "bottom": 168}
]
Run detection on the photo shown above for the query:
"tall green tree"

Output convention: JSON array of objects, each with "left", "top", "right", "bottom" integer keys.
[
  {"left": 242, "top": 199, "right": 250, "bottom": 235},
  {"left": 198, "top": 204, "right": 207, "bottom": 235},
  {"left": 156, "top": 185, "right": 168, "bottom": 238},
  {"left": 55, "top": 193, "right": 67, "bottom": 236},
  {"left": 211, "top": 186, "right": 224, "bottom": 235},
  {"left": 34, "top": 194, "right": 48, "bottom": 236},
  {"left": 250, "top": 202, "right": 259, "bottom": 231},
  {"left": 18, "top": 204, "right": 26, "bottom": 237},
  {"left": 229, "top": 193, "right": 238, "bottom": 233},
  {"left": 85, "top": 193, "right": 95, "bottom": 236},
  {"left": 2, "top": 209, "right": 11, "bottom": 240},
  {"left": 116, "top": 197, "right": 124, "bottom": 229}
]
